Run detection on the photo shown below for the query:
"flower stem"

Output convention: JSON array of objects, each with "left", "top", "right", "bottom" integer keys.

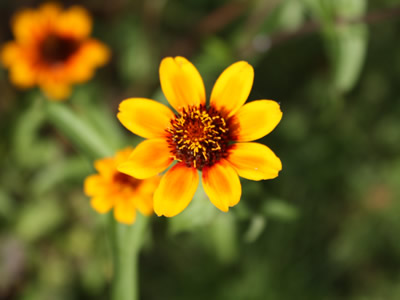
[
  {"left": 45, "top": 100, "right": 148, "bottom": 300},
  {"left": 110, "top": 214, "right": 149, "bottom": 300}
]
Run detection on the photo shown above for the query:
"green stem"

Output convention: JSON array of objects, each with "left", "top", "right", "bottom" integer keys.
[
  {"left": 110, "top": 214, "right": 149, "bottom": 300},
  {"left": 45, "top": 100, "right": 148, "bottom": 300}
]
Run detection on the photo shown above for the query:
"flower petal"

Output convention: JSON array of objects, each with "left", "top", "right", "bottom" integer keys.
[
  {"left": 90, "top": 196, "right": 114, "bottom": 214},
  {"left": 9, "top": 62, "right": 36, "bottom": 88},
  {"left": 94, "top": 158, "right": 115, "bottom": 180},
  {"left": 84, "top": 174, "right": 106, "bottom": 196},
  {"left": 233, "top": 100, "right": 282, "bottom": 142},
  {"left": 57, "top": 6, "right": 92, "bottom": 38},
  {"left": 227, "top": 142, "right": 282, "bottom": 181},
  {"left": 40, "top": 81, "right": 72, "bottom": 101},
  {"left": 114, "top": 199, "right": 137, "bottom": 224},
  {"left": 154, "top": 163, "right": 199, "bottom": 217},
  {"left": 118, "top": 139, "right": 172, "bottom": 179},
  {"left": 159, "top": 56, "right": 206, "bottom": 112},
  {"left": 1, "top": 42, "right": 21, "bottom": 67},
  {"left": 202, "top": 159, "right": 241, "bottom": 212},
  {"left": 210, "top": 61, "right": 254, "bottom": 118},
  {"left": 117, "top": 98, "right": 174, "bottom": 139}
]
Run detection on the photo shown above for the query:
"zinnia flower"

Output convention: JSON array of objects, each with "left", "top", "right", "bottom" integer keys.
[
  {"left": 84, "top": 148, "right": 160, "bottom": 224},
  {"left": 117, "top": 57, "right": 282, "bottom": 217},
  {"left": 0, "top": 3, "right": 110, "bottom": 100}
]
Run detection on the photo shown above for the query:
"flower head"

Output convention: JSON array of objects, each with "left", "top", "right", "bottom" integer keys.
[
  {"left": 117, "top": 57, "right": 282, "bottom": 217},
  {"left": 1, "top": 3, "right": 110, "bottom": 100},
  {"left": 84, "top": 148, "right": 160, "bottom": 224}
]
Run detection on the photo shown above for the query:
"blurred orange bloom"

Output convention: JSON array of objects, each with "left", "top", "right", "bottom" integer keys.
[
  {"left": 117, "top": 57, "right": 282, "bottom": 217},
  {"left": 1, "top": 3, "right": 110, "bottom": 100},
  {"left": 84, "top": 148, "right": 160, "bottom": 225}
]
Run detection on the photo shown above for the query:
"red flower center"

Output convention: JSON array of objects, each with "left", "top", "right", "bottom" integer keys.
[
  {"left": 167, "top": 105, "right": 235, "bottom": 170},
  {"left": 39, "top": 34, "right": 80, "bottom": 65}
]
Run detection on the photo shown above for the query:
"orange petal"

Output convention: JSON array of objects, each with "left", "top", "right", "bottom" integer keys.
[
  {"left": 135, "top": 176, "right": 160, "bottom": 216},
  {"left": 117, "top": 98, "right": 174, "bottom": 139},
  {"left": 9, "top": 62, "right": 36, "bottom": 88},
  {"left": 114, "top": 147, "right": 134, "bottom": 165},
  {"left": 202, "top": 159, "right": 242, "bottom": 212},
  {"left": 210, "top": 61, "right": 254, "bottom": 118},
  {"left": 227, "top": 142, "right": 282, "bottom": 181},
  {"left": 117, "top": 139, "right": 172, "bottom": 179},
  {"left": 90, "top": 196, "right": 114, "bottom": 214},
  {"left": 94, "top": 158, "right": 115, "bottom": 180},
  {"left": 1, "top": 42, "right": 21, "bottom": 67},
  {"left": 84, "top": 174, "right": 107, "bottom": 196},
  {"left": 12, "top": 9, "right": 42, "bottom": 44},
  {"left": 154, "top": 163, "right": 199, "bottom": 217},
  {"left": 56, "top": 6, "right": 92, "bottom": 38},
  {"left": 159, "top": 56, "right": 206, "bottom": 112},
  {"left": 233, "top": 100, "right": 282, "bottom": 142},
  {"left": 113, "top": 198, "right": 137, "bottom": 224},
  {"left": 40, "top": 81, "right": 72, "bottom": 101}
]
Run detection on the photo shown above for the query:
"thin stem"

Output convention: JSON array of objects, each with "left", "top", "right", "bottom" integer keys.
[
  {"left": 45, "top": 100, "right": 148, "bottom": 300},
  {"left": 111, "top": 214, "right": 149, "bottom": 300}
]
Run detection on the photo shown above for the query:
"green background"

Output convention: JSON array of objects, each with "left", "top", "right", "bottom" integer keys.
[{"left": 1, "top": 0, "right": 400, "bottom": 299}]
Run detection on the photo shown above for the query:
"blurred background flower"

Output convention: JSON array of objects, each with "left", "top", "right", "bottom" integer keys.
[
  {"left": 84, "top": 147, "right": 159, "bottom": 224},
  {"left": 1, "top": 0, "right": 400, "bottom": 299},
  {"left": 1, "top": 3, "right": 109, "bottom": 100}
]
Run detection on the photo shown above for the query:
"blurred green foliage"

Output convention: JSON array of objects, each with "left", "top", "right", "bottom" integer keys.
[{"left": 1, "top": 0, "right": 400, "bottom": 299}]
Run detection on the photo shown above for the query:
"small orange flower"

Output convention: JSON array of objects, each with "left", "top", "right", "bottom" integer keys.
[
  {"left": 117, "top": 57, "right": 283, "bottom": 217},
  {"left": 84, "top": 148, "right": 160, "bottom": 224},
  {"left": 1, "top": 3, "right": 110, "bottom": 100}
]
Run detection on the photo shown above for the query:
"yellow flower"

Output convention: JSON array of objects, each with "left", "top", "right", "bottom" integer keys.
[
  {"left": 0, "top": 3, "right": 110, "bottom": 100},
  {"left": 117, "top": 57, "right": 283, "bottom": 217},
  {"left": 84, "top": 148, "right": 160, "bottom": 224}
]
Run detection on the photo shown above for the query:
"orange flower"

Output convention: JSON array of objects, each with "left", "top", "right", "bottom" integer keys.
[
  {"left": 0, "top": 3, "right": 110, "bottom": 100},
  {"left": 117, "top": 57, "right": 282, "bottom": 217},
  {"left": 84, "top": 148, "right": 160, "bottom": 224}
]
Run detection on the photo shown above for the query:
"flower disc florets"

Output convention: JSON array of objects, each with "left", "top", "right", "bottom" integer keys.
[
  {"left": 167, "top": 105, "right": 234, "bottom": 170},
  {"left": 40, "top": 34, "right": 80, "bottom": 65},
  {"left": 113, "top": 172, "right": 140, "bottom": 190}
]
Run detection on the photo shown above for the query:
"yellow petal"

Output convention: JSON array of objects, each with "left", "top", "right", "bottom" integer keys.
[
  {"left": 202, "top": 159, "right": 241, "bottom": 212},
  {"left": 159, "top": 56, "right": 206, "bottom": 112},
  {"left": 12, "top": 9, "right": 41, "bottom": 44},
  {"left": 94, "top": 158, "right": 115, "bottom": 180},
  {"left": 9, "top": 62, "right": 36, "bottom": 88},
  {"left": 233, "top": 100, "right": 282, "bottom": 142},
  {"left": 84, "top": 174, "right": 106, "bottom": 196},
  {"left": 154, "top": 163, "right": 199, "bottom": 217},
  {"left": 118, "top": 139, "right": 172, "bottom": 179},
  {"left": 117, "top": 98, "right": 174, "bottom": 139},
  {"left": 135, "top": 194, "right": 154, "bottom": 216},
  {"left": 115, "top": 147, "right": 134, "bottom": 165},
  {"left": 113, "top": 199, "right": 137, "bottom": 224},
  {"left": 40, "top": 81, "right": 72, "bottom": 101},
  {"left": 210, "top": 61, "right": 254, "bottom": 118},
  {"left": 56, "top": 6, "right": 92, "bottom": 38},
  {"left": 90, "top": 196, "right": 114, "bottom": 213},
  {"left": 1, "top": 42, "right": 21, "bottom": 67},
  {"left": 135, "top": 176, "right": 160, "bottom": 216},
  {"left": 227, "top": 142, "right": 282, "bottom": 181}
]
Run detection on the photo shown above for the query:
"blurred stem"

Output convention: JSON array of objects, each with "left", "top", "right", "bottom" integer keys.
[
  {"left": 110, "top": 214, "right": 149, "bottom": 300},
  {"left": 45, "top": 99, "right": 148, "bottom": 300}
]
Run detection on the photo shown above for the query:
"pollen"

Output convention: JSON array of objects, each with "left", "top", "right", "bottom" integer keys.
[{"left": 167, "top": 105, "right": 234, "bottom": 170}]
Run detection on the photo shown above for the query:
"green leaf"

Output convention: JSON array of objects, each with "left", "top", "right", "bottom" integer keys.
[{"left": 305, "top": 0, "right": 368, "bottom": 93}]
